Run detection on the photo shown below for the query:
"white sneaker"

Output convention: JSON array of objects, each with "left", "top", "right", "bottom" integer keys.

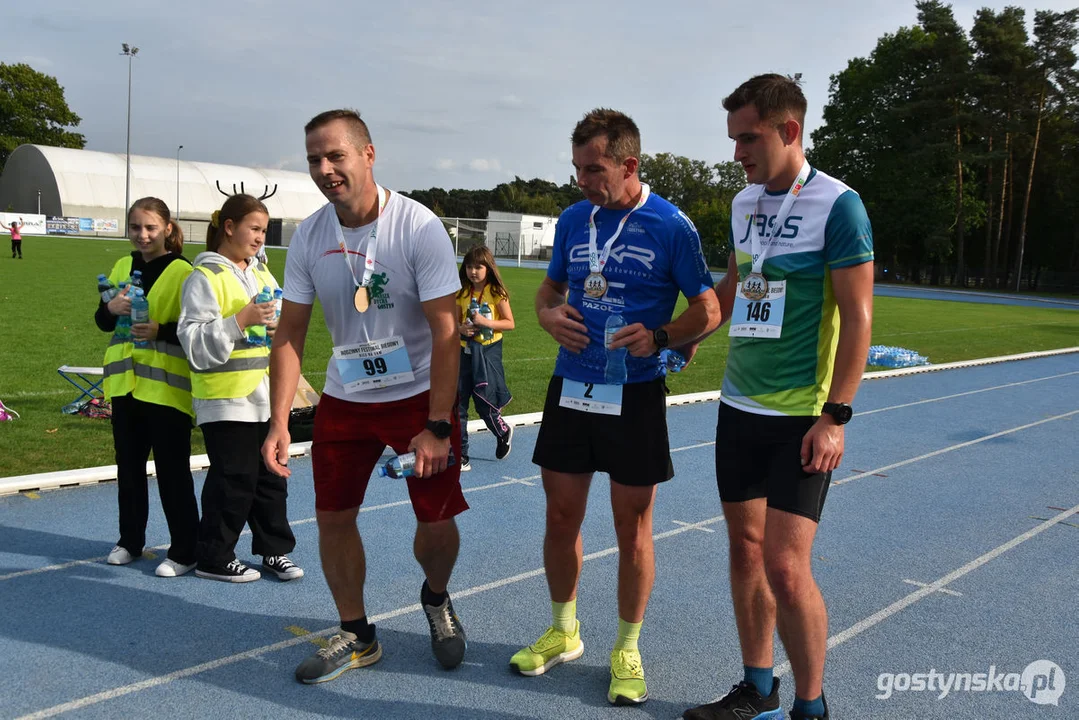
[
  {"left": 107, "top": 545, "right": 135, "bottom": 565},
  {"left": 155, "top": 559, "right": 196, "bottom": 577}
]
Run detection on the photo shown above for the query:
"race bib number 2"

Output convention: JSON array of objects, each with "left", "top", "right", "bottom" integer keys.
[
  {"left": 558, "top": 379, "right": 623, "bottom": 416},
  {"left": 333, "top": 336, "right": 414, "bottom": 392}
]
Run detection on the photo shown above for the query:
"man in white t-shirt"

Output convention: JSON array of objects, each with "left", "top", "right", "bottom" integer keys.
[{"left": 262, "top": 109, "right": 467, "bottom": 684}]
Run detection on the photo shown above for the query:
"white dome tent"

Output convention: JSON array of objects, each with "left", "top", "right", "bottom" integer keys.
[{"left": 0, "top": 144, "right": 327, "bottom": 246}]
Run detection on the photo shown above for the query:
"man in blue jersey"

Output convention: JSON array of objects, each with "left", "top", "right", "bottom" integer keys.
[
  {"left": 510, "top": 108, "right": 721, "bottom": 706},
  {"left": 683, "top": 75, "right": 873, "bottom": 720}
]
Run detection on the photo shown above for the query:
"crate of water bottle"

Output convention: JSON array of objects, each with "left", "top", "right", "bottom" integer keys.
[{"left": 867, "top": 345, "right": 930, "bottom": 369}]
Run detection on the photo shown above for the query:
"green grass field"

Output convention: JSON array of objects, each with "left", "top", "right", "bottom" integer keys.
[{"left": 1, "top": 236, "right": 1077, "bottom": 478}]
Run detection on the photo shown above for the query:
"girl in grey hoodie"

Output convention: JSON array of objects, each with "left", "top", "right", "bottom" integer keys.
[{"left": 178, "top": 194, "right": 302, "bottom": 584}]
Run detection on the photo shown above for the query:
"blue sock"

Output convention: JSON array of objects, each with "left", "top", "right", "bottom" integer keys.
[
  {"left": 793, "top": 695, "right": 825, "bottom": 717},
  {"left": 743, "top": 665, "right": 774, "bottom": 697}
]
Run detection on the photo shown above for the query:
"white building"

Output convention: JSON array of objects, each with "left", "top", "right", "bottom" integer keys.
[
  {"left": 0, "top": 144, "right": 328, "bottom": 246},
  {"left": 484, "top": 211, "right": 558, "bottom": 259}
]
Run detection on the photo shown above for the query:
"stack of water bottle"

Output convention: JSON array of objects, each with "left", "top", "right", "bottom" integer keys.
[
  {"left": 604, "top": 314, "right": 687, "bottom": 384},
  {"left": 866, "top": 345, "right": 930, "bottom": 369},
  {"left": 98, "top": 271, "right": 149, "bottom": 347},
  {"left": 246, "top": 286, "right": 284, "bottom": 347}
]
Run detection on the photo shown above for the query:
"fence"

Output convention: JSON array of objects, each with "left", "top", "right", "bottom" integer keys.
[{"left": 439, "top": 217, "right": 553, "bottom": 265}]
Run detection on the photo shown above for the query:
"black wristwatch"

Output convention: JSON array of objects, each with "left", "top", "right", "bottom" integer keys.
[
  {"left": 821, "top": 402, "right": 854, "bottom": 425},
  {"left": 653, "top": 327, "right": 670, "bottom": 350},
  {"left": 425, "top": 419, "right": 453, "bottom": 439}
]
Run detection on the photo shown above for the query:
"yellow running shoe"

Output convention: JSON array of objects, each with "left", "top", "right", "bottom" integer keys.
[
  {"left": 509, "top": 621, "right": 584, "bottom": 676},
  {"left": 608, "top": 649, "right": 648, "bottom": 705}
]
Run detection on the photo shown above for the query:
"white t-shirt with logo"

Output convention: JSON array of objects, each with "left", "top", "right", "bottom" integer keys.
[{"left": 283, "top": 190, "right": 460, "bottom": 403}]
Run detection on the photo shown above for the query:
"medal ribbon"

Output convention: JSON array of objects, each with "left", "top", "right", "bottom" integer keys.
[
  {"left": 587, "top": 184, "right": 651, "bottom": 274},
  {"left": 333, "top": 184, "right": 387, "bottom": 290},
  {"left": 748, "top": 161, "right": 810, "bottom": 276}
]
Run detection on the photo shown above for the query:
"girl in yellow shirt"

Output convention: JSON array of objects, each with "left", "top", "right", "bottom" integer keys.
[{"left": 455, "top": 246, "right": 515, "bottom": 470}]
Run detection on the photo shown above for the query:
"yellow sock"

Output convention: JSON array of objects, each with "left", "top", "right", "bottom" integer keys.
[
  {"left": 614, "top": 618, "right": 641, "bottom": 652},
  {"left": 552, "top": 599, "right": 577, "bottom": 633}
]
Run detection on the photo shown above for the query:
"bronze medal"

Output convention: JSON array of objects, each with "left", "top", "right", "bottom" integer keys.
[{"left": 354, "top": 285, "right": 370, "bottom": 313}]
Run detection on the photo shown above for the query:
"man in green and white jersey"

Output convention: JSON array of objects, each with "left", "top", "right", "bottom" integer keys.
[{"left": 683, "top": 75, "right": 874, "bottom": 720}]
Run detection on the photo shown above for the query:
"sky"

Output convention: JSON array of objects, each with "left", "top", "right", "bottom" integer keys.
[{"left": 4, "top": 0, "right": 1075, "bottom": 193}]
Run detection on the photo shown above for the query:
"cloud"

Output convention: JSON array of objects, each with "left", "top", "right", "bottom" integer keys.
[
  {"left": 270, "top": 154, "right": 307, "bottom": 172},
  {"left": 468, "top": 158, "right": 502, "bottom": 172},
  {"left": 386, "top": 119, "right": 462, "bottom": 135},
  {"left": 19, "top": 55, "right": 54, "bottom": 69},
  {"left": 434, "top": 158, "right": 457, "bottom": 171},
  {"left": 496, "top": 94, "right": 524, "bottom": 110},
  {"left": 556, "top": 151, "right": 571, "bottom": 163}
]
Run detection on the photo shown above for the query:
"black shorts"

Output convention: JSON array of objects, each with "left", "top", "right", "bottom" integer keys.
[
  {"left": 714, "top": 403, "right": 831, "bottom": 522},
  {"left": 532, "top": 375, "right": 674, "bottom": 487}
]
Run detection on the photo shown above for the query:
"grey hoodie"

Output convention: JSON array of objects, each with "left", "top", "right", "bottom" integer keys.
[{"left": 178, "top": 251, "right": 278, "bottom": 426}]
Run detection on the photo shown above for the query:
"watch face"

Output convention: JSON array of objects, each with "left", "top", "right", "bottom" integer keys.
[
  {"left": 654, "top": 329, "right": 669, "bottom": 348},
  {"left": 427, "top": 420, "right": 452, "bottom": 438},
  {"left": 827, "top": 404, "right": 853, "bottom": 424}
]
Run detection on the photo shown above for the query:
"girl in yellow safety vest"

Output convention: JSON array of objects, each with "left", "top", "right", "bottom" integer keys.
[
  {"left": 178, "top": 194, "right": 301, "bottom": 583},
  {"left": 95, "top": 197, "right": 200, "bottom": 577}
]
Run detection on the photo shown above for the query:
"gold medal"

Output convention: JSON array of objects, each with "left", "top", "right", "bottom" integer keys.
[
  {"left": 741, "top": 272, "right": 769, "bottom": 301},
  {"left": 354, "top": 285, "right": 370, "bottom": 313},
  {"left": 584, "top": 272, "right": 608, "bottom": 298}
]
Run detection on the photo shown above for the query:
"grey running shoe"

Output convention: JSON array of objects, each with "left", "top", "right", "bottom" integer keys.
[
  {"left": 422, "top": 590, "right": 467, "bottom": 669},
  {"left": 294, "top": 628, "right": 382, "bottom": 684}
]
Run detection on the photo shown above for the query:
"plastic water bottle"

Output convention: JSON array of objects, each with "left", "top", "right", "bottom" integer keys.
[
  {"left": 246, "top": 286, "right": 274, "bottom": 346},
  {"left": 97, "top": 274, "right": 118, "bottom": 303},
  {"left": 377, "top": 450, "right": 457, "bottom": 479},
  {"left": 130, "top": 270, "right": 143, "bottom": 291},
  {"left": 268, "top": 288, "right": 284, "bottom": 347},
  {"left": 114, "top": 282, "right": 132, "bottom": 340},
  {"left": 604, "top": 313, "right": 628, "bottom": 385},
  {"left": 479, "top": 302, "right": 494, "bottom": 341},
  {"left": 660, "top": 349, "right": 687, "bottom": 375},
  {"left": 130, "top": 287, "right": 150, "bottom": 347}
]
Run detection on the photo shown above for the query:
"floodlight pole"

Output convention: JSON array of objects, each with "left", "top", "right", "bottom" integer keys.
[
  {"left": 176, "top": 145, "right": 183, "bottom": 222},
  {"left": 121, "top": 44, "right": 139, "bottom": 236}
]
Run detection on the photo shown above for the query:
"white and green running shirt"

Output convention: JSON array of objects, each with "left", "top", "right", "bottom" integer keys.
[{"left": 722, "top": 168, "right": 873, "bottom": 417}]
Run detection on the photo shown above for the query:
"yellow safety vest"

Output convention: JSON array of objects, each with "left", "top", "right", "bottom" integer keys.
[
  {"left": 188, "top": 260, "right": 276, "bottom": 400},
  {"left": 102, "top": 255, "right": 194, "bottom": 416}
]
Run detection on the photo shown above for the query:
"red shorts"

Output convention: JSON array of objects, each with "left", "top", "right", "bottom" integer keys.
[{"left": 311, "top": 391, "right": 468, "bottom": 522}]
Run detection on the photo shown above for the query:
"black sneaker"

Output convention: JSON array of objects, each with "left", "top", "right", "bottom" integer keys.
[
  {"left": 422, "top": 588, "right": 467, "bottom": 669},
  {"left": 294, "top": 628, "right": 382, "bottom": 684},
  {"left": 460, "top": 456, "right": 471, "bottom": 472},
  {"left": 195, "top": 558, "right": 261, "bottom": 583},
  {"left": 495, "top": 425, "right": 513, "bottom": 460},
  {"left": 683, "top": 677, "right": 782, "bottom": 720},
  {"left": 790, "top": 694, "right": 828, "bottom": 720},
  {"left": 263, "top": 555, "right": 304, "bottom": 581}
]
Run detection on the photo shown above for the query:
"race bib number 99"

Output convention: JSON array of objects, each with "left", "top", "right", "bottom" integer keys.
[{"left": 333, "top": 336, "right": 415, "bottom": 392}]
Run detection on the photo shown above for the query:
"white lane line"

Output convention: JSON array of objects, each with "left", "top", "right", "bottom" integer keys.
[
  {"left": 674, "top": 520, "right": 716, "bottom": 533},
  {"left": 0, "top": 478, "right": 532, "bottom": 582},
  {"left": 903, "top": 578, "right": 963, "bottom": 597},
  {"left": 15, "top": 512, "right": 729, "bottom": 719},
  {"left": 764, "top": 503, "right": 1079, "bottom": 681},
  {"left": 833, "top": 410, "right": 1079, "bottom": 487},
  {"left": 859, "top": 371, "right": 1079, "bottom": 415}
]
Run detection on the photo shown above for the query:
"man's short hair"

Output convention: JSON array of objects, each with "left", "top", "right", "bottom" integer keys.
[
  {"left": 571, "top": 108, "right": 641, "bottom": 163},
  {"left": 722, "top": 74, "right": 807, "bottom": 128},
  {"left": 305, "top": 109, "right": 373, "bottom": 148}
]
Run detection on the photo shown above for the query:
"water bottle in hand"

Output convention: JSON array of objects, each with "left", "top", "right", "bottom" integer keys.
[
  {"left": 660, "top": 349, "right": 687, "bottom": 375},
  {"left": 97, "top": 274, "right": 118, "bottom": 303},
  {"left": 114, "top": 282, "right": 133, "bottom": 340},
  {"left": 479, "top": 302, "right": 494, "bottom": 341},
  {"left": 604, "top": 313, "right": 628, "bottom": 385},
  {"left": 378, "top": 450, "right": 457, "bottom": 479},
  {"left": 130, "top": 287, "right": 150, "bottom": 348},
  {"left": 246, "top": 286, "right": 273, "bottom": 346}
]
